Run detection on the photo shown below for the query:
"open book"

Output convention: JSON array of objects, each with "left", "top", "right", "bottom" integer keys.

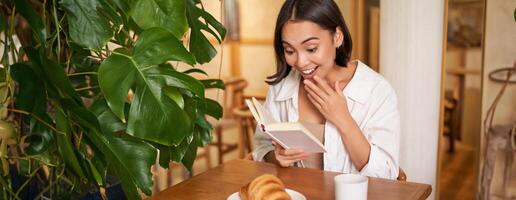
[{"left": 245, "top": 97, "right": 326, "bottom": 153}]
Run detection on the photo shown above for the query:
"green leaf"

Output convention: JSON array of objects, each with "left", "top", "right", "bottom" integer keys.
[
  {"left": 181, "top": 140, "right": 197, "bottom": 171},
  {"left": 24, "top": 47, "right": 83, "bottom": 105},
  {"left": 204, "top": 98, "right": 222, "bottom": 119},
  {"left": 107, "top": 137, "right": 156, "bottom": 196},
  {"left": 32, "top": 149, "right": 59, "bottom": 166},
  {"left": 127, "top": 71, "right": 192, "bottom": 145},
  {"left": 182, "top": 68, "right": 208, "bottom": 76},
  {"left": 10, "top": 63, "right": 47, "bottom": 122},
  {"left": 200, "top": 79, "right": 225, "bottom": 89},
  {"left": 14, "top": 0, "right": 47, "bottom": 46},
  {"left": 130, "top": 0, "right": 188, "bottom": 39},
  {"left": 97, "top": 52, "right": 135, "bottom": 122},
  {"left": 0, "top": 14, "right": 5, "bottom": 33},
  {"left": 186, "top": 0, "right": 226, "bottom": 64},
  {"left": 163, "top": 87, "right": 184, "bottom": 109},
  {"left": 60, "top": 0, "right": 114, "bottom": 49},
  {"left": 196, "top": 125, "right": 212, "bottom": 146},
  {"left": 99, "top": 50, "right": 206, "bottom": 145},
  {"left": 87, "top": 159, "right": 104, "bottom": 187},
  {"left": 55, "top": 107, "right": 86, "bottom": 179},
  {"left": 110, "top": 0, "right": 131, "bottom": 17},
  {"left": 18, "top": 159, "right": 32, "bottom": 176},
  {"left": 133, "top": 27, "right": 195, "bottom": 66},
  {"left": 65, "top": 104, "right": 156, "bottom": 197},
  {"left": 25, "top": 121, "right": 53, "bottom": 156},
  {"left": 69, "top": 43, "right": 98, "bottom": 71},
  {"left": 97, "top": 0, "right": 123, "bottom": 26},
  {"left": 195, "top": 109, "right": 211, "bottom": 131},
  {"left": 90, "top": 99, "right": 126, "bottom": 134},
  {"left": 170, "top": 134, "right": 193, "bottom": 163},
  {"left": 148, "top": 67, "right": 205, "bottom": 99}
]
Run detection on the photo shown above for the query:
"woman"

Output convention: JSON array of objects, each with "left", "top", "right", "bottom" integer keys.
[{"left": 252, "top": 0, "right": 400, "bottom": 179}]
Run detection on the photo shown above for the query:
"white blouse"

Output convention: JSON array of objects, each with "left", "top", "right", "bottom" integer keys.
[{"left": 252, "top": 61, "right": 400, "bottom": 179}]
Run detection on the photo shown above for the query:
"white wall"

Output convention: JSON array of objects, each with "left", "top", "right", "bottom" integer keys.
[{"left": 380, "top": 1, "right": 445, "bottom": 199}]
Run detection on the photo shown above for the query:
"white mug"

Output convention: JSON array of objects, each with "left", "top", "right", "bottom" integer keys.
[{"left": 334, "top": 174, "right": 368, "bottom": 200}]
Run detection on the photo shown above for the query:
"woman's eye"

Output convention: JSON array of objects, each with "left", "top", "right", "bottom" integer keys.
[
  {"left": 284, "top": 50, "right": 294, "bottom": 55},
  {"left": 307, "top": 47, "right": 318, "bottom": 53}
]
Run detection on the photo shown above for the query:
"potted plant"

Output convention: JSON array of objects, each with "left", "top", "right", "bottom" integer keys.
[{"left": 0, "top": 0, "right": 225, "bottom": 199}]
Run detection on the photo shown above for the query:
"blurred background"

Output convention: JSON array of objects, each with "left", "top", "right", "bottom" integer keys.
[{"left": 153, "top": 1, "right": 516, "bottom": 200}]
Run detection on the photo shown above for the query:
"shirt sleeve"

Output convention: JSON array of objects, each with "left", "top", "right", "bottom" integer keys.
[{"left": 359, "top": 82, "right": 400, "bottom": 180}]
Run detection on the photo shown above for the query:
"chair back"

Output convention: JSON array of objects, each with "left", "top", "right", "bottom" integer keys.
[{"left": 221, "top": 77, "right": 248, "bottom": 119}]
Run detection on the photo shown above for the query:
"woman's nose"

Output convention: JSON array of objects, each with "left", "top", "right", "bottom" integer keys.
[{"left": 296, "top": 52, "right": 310, "bottom": 68}]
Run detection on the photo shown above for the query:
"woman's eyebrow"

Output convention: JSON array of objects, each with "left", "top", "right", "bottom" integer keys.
[
  {"left": 282, "top": 37, "right": 320, "bottom": 46},
  {"left": 301, "top": 37, "right": 319, "bottom": 44}
]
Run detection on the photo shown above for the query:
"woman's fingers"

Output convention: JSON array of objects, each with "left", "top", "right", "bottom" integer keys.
[
  {"left": 306, "top": 92, "right": 322, "bottom": 110},
  {"left": 303, "top": 79, "right": 328, "bottom": 99},
  {"left": 313, "top": 76, "right": 334, "bottom": 95},
  {"left": 272, "top": 141, "right": 307, "bottom": 167},
  {"left": 305, "top": 86, "right": 324, "bottom": 106}
]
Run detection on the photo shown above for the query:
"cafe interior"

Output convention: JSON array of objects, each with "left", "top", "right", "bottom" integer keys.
[{"left": 146, "top": 0, "right": 516, "bottom": 199}]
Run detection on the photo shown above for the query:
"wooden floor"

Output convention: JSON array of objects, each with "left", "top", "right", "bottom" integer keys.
[{"left": 439, "top": 142, "right": 478, "bottom": 200}]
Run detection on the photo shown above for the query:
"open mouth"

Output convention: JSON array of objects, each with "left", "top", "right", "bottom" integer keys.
[{"left": 300, "top": 66, "right": 319, "bottom": 78}]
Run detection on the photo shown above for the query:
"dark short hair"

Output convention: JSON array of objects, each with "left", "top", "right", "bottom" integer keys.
[{"left": 266, "top": 0, "right": 353, "bottom": 85}]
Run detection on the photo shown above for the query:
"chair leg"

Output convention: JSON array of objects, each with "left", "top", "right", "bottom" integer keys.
[
  {"left": 167, "top": 162, "right": 173, "bottom": 187},
  {"left": 245, "top": 119, "right": 253, "bottom": 153},
  {"left": 238, "top": 121, "right": 248, "bottom": 158},
  {"left": 204, "top": 145, "right": 212, "bottom": 169},
  {"left": 216, "top": 127, "right": 223, "bottom": 164}
]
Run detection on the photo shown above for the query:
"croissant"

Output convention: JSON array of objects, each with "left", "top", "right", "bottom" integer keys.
[{"left": 239, "top": 174, "right": 292, "bottom": 200}]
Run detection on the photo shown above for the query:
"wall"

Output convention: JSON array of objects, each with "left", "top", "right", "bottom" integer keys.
[{"left": 380, "top": 1, "right": 445, "bottom": 200}]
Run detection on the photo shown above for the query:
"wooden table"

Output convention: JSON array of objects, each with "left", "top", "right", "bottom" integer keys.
[{"left": 151, "top": 159, "right": 432, "bottom": 200}]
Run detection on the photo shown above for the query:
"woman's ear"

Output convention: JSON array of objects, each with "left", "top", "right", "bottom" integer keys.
[{"left": 333, "top": 27, "right": 344, "bottom": 48}]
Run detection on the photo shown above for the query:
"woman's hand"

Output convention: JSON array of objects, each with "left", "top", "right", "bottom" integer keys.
[
  {"left": 272, "top": 141, "right": 307, "bottom": 167},
  {"left": 303, "top": 75, "right": 351, "bottom": 126}
]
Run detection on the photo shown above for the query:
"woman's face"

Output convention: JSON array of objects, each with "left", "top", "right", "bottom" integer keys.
[{"left": 281, "top": 20, "right": 343, "bottom": 80}]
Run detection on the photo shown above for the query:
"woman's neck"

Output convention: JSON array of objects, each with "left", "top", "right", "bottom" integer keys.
[{"left": 325, "top": 61, "right": 358, "bottom": 90}]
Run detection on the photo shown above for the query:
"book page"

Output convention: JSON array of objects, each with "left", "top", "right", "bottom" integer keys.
[
  {"left": 245, "top": 99, "right": 263, "bottom": 125},
  {"left": 251, "top": 97, "right": 277, "bottom": 124}
]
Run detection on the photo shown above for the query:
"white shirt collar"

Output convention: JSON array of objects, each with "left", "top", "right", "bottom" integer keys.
[{"left": 274, "top": 60, "right": 376, "bottom": 105}]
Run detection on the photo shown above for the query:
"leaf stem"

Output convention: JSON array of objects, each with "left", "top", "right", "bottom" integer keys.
[
  {"left": 0, "top": 175, "right": 20, "bottom": 200},
  {"left": 68, "top": 72, "right": 98, "bottom": 77},
  {"left": 75, "top": 86, "right": 99, "bottom": 92},
  {"left": 7, "top": 109, "right": 64, "bottom": 135},
  {"left": 52, "top": 0, "right": 61, "bottom": 62},
  {"left": 34, "top": 165, "right": 65, "bottom": 200},
  {"left": 14, "top": 165, "right": 42, "bottom": 196}
]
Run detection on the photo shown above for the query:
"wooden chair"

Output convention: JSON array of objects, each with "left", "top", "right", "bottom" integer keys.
[
  {"left": 443, "top": 90, "right": 459, "bottom": 153},
  {"left": 232, "top": 95, "right": 266, "bottom": 158},
  {"left": 233, "top": 106, "right": 256, "bottom": 158},
  {"left": 209, "top": 77, "right": 248, "bottom": 164}
]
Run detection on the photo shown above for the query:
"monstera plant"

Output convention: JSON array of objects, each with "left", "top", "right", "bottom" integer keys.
[{"left": 0, "top": 0, "right": 225, "bottom": 199}]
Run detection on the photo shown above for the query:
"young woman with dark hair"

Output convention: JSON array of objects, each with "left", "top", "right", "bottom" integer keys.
[{"left": 252, "top": 0, "right": 401, "bottom": 179}]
